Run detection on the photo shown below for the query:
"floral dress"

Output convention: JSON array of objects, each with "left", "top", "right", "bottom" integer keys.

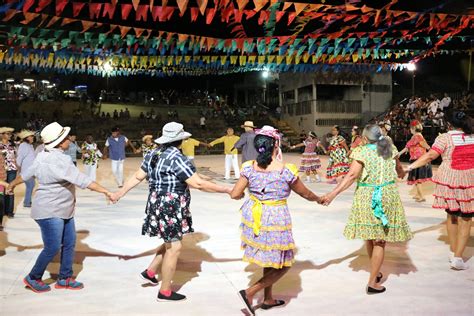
[
  {"left": 81, "top": 142, "right": 102, "bottom": 166},
  {"left": 0, "top": 142, "right": 17, "bottom": 171},
  {"left": 406, "top": 133, "right": 432, "bottom": 185},
  {"left": 345, "top": 145, "right": 412, "bottom": 242},
  {"left": 431, "top": 131, "right": 474, "bottom": 217},
  {"left": 140, "top": 146, "right": 196, "bottom": 242},
  {"left": 326, "top": 135, "right": 350, "bottom": 179},
  {"left": 239, "top": 161, "right": 299, "bottom": 269},
  {"left": 141, "top": 143, "right": 157, "bottom": 158},
  {"left": 299, "top": 138, "right": 321, "bottom": 172}
]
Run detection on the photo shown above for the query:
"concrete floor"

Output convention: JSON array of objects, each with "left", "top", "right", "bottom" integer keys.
[{"left": 0, "top": 154, "right": 472, "bottom": 315}]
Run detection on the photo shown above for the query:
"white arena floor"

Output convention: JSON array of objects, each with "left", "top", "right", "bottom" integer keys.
[{"left": 0, "top": 154, "right": 472, "bottom": 315}]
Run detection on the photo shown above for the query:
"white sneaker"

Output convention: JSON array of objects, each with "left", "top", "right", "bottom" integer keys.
[
  {"left": 449, "top": 251, "right": 454, "bottom": 263},
  {"left": 451, "top": 257, "right": 469, "bottom": 270}
]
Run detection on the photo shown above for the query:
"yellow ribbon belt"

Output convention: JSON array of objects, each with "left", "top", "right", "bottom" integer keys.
[{"left": 249, "top": 195, "right": 287, "bottom": 236}]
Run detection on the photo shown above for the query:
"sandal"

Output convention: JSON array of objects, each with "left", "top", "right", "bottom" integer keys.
[
  {"left": 238, "top": 290, "right": 254, "bottom": 315},
  {"left": 261, "top": 300, "right": 286, "bottom": 310}
]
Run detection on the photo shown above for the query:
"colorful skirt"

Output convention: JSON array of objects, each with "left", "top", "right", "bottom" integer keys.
[
  {"left": 344, "top": 185, "right": 413, "bottom": 242},
  {"left": 299, "top": 153, "right": 321, "bottom": 172},
  {"left": 407, "top": 162, "right": 432, "bottom": 185},
  {"left": 240, "top": 199, "right": 295, "bottom": 269},
  {"left": 142, "top": 190, "right": 194, "bottom": 242}
]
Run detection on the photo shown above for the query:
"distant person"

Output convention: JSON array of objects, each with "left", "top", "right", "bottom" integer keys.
[
  {"left": 209, "top": 128, "right": 240, "bottom": 180},
  {"left": 16, "top": 130, "right": 36, "bottom": 208},
  {"left": 64, "top": 132, "right": 81, "bottom": 166},
  {"left": 233, "top": 121, "right": 258, "bottom": 164},
  {"left": 138, "top": 135, "right": 157, "bottom": 158},
  {"left": 200, "top": 116, "right": 206, "bottom": 130},
  {"left": 181, "top": 137, "right": 209, "bottom": 167},
  {"left": 103, "top": 127, "right": 138, "bottom": 188},
  {"left": 81, "top": 135, "right": 102, "bottom": 181},
  {"left": 0, "top": 127, "right": 17, "bottom": 218}
]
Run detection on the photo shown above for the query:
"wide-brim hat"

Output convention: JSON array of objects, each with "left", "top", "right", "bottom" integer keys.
[
  {"left": 17, "top": 129, "right": 35, "bottom": 140},
  {"left": 0, "top": 127, "right": 14, "bottom": 134},
  {"left": 142, "top": 134, "right": 153, "bottom": 142},
  {"left": 155, "top": 122, "right": 191, "bottom": 144},
  {"left": 41, "top": 122, "right": 71, "bottom": 150},
  {"left": 241, "top": 121, "right": 256, "bottom": 129}
]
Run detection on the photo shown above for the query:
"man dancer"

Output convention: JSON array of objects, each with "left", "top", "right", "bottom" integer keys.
[
  {"left": 233, "top": 121, "right": 258, "bottom": 164},
  {"left": 103, "top": 127, "right": 138, "bottom": 188},
  {"left": 209, "top": 128, "right": 240, "bottom": 180}
]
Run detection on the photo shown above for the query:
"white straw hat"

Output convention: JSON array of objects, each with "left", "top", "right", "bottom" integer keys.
[
  {"left": 0, "top": 127, "right": 14, "bottom": 134},
  {"left": 155, "top": 122, "right": 191, "bottom": 144},
  {"left": 41, "top": 122, "right": 71, "bottom": 150},
  {"left": 17, "top": 129, "right": 35, "bottom": 140}
]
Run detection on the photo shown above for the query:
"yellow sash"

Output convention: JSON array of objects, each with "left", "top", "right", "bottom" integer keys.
[{"left": 249, "top": 195, "right": 287, "bottom": 236}]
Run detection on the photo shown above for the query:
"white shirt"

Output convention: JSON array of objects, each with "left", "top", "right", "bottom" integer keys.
[
  {"left": 439, "top": 97, "right": 451, "bottom": 110},
  {"left": 200, "top": 117, "right": 206, "bottom": 125},
  {"left": 428, "top": 100, "right": 440, "bottom": 114}
]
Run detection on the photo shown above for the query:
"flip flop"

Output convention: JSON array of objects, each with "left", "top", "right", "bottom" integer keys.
[
  {"left": 238, "top": 290, "right": 254, "bottom": 315},
  {"left": 261, "top": 300, "right": 286, "bottom": 310}
]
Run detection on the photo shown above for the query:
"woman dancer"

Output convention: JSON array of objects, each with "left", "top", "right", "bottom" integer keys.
[
  {"left": 407, "top": 111, "right": 473, "bottom": 270},
  {"left": 350, "top": 126, "right": 363, "bottom": 153},
  {"left": 230, "top": 126, "right": 322, "bottom": 314},
  {"left": 8, "top": 122, "right": 112, "bottom": 293},
  {"left": 81, "top": 134, "right": 102, "bottom": 181},
  {"left": 138, "top": 135, "right": 157, "bottom": 157},
  {"left": 111, "top": 122, "right": 234, "bottom": 302},
  {"left": 326, "top": 125, "right": 350, "bottom": 184},
  {"left": 322, "top": 124, "right": 412, "bottom": 294},
  {"left": 16, "top": 130, "right": 36, "bottom": 208},
  {"left": 290, "top": 131, "right": 326, "bottom": 183},
  {"left": 0, "top": 127, "right": 17, "bottom": 218},
  {"left": 398, "top": 120, "right": 432, "bottom": 202},
  {"left": 0, "top": 153, "right": 7, "bottom": 231}
]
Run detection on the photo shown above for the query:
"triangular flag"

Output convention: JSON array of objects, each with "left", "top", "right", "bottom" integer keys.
[
  {"left": 61, "top": 18, "right": 75, "bottom": 26},
  {"left": 120, "top": 26, "right": 131, "bottom": 38},
  {"left": 294, "top": 3, "right": 307, "bottom": 16},
  {"left": 176, "top": 0, "right": 189, "bottom": 15},
  {"left": 56, "top": 0, "right": 68, "bottom": 16},
  {"left": 89, "top": 3, "right": 102, "bottom": 19},
  {"left": 121, "top": 4, "right": 133, "bottom": 20},
  {"left": 132, "top": 0, "right": 140, "bottom": 11},
  {"left": 134, "top": 28, "right": 145, "bottom": 38},
  {"left": 253, "top": 0, "right": 268, "bottom": 12},
  {"left": 20, "top": 12, "right": 39, "bottom": 24},
  {"left": 46, "top": 15, "right": 60, "bottom": 27},
  {"left": 23, "top": 0, "right": 35, "bottom": 13},
  {"left": 197, "top": 0, "right": 208, "bottom": 15},
  {"left": 206, "top": 8, "right": 216, "bottom": 24},
  {"left": 136, "top": 5, "right": 149, "bottom": 21},
  {"left": 236, "top": 0, "right": 249, "bottom": 11},
  {"left": 282, "top": 2, "right": 292, "bottom": 11},
  {"left": 72, "top": 2, "right": 86, "bottom": 17},
  {"left": 103, "top": 3, "right": 116, "bottom": 18},
  {"left": 81, "top": 20, "right": 95, "bottom": 33},
  {"left": 36, "top": 0, "right": 52, "bottom": 13}
]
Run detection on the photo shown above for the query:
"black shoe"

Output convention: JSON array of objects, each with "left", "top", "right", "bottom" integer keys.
[
  {"left": 140, "top": 270, "right": 159, "bottom": 285},
  {"left": 366, "top": 285, "right": 386, "bottom": 295},
  {"left": 238, "top": 290, "right": 254, "bottom": 315},
  {"left": 261, "top": 300, "right": 285, "bottom": 310},
  {"left": 7, "top": 214, "right": 14, "bottom": 219},
  {"left": 376, "top": 272, "right": 383, "bottom": 283},
  {"left": 156, "top": 291, "right": 186, "bottom": 302}
]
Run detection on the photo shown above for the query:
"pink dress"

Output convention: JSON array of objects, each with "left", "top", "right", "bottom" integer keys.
[
  {"left": 299, "top": 138, "right": 321, "bottom": 172},
  {"left": 431, "top": 131, "right": 474, "bottom": 216}
]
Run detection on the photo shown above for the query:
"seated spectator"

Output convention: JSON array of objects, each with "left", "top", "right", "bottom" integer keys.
[{"left": 439, "top": 93, "right": 451, "bottom": 111}]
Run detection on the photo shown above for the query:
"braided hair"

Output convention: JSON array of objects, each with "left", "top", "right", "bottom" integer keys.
[{"left": 254, "top": 134, "right": 275, "bottom": 169}]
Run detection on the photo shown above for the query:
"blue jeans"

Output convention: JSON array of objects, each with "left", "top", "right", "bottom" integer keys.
[
  {"left": 23, "top": 178, "right": 35, "bottom": 207},
  {"left": 5, "top": 170, "right": 16, "bottom": 215},
  {"left": 29, "top": 218, "right": 76, "bottom": 280}
]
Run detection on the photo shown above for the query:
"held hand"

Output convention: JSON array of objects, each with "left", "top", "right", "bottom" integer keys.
[
  {"left": 108, "top": 191, "right": 121, "bottom": 204},
  {"left": 6, "top": 184, "right": 15, "bottom": 195},
  {"left": 321, "top": 193, "right": 336, "bottom": 206}
]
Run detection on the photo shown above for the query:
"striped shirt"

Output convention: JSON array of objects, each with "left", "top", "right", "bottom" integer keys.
[{"left": 141, "top": 146, "right": 196, "bottom": 194}]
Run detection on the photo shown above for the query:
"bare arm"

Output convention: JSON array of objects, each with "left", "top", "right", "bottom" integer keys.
[
  {"left": 420, "top": 140, "right": 431, "bottom": 150},
  {"left": 408, "top": 150, "right": 440, "bottom": 170},
  {"left": 102, "top": 145, "right": 108, "bottom": 159},
  {"left": 87, "top": 181, "right": 110, "bottom": 195},
  {"left": 127, "top": 140, "right": 138, "bottom": 153},
  {"left": 186, "top": 173, "right": 232, "bottom": 194},
  {"left": 341, "top": 140, "right": 349, "bottom": 153},
  {"left": 323, "top": 160, "right": 363, "bottom": 205},
  {"left": 290, "top": 178, "right": 321, "bottom": 202},
  {"left": 230, "top": 176, "right": 248, "bottom": 199},
  {"left": 290, "top": 143, "right": 305, "bottom": 150},
  {"left": 111, "top": 168, "right": 147, "bottom": 201}
]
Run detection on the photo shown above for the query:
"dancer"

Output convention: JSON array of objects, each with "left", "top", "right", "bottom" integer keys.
[
  {"left": 398, "top": 120, "right": 432, "bottom": 202},
  {"left": 64, "top": 131, "right": 81, "bottom": 166},
  {"left": 81, "top": 134, "right": 102, "bottom": 182},
  {"left": 407, "top": 111, "right": 473, "bottom": 270},
  {"left": 233, "top": 121, "right": 258, "bottom": 164},
  {"left": 110, "top": 122, "right": 235, "bottom": 302},
  {"left": 322, "top": 124, "right": 412, "bottom": 294},
  {"left": 290, "top": 131, "right": 326, "bottom": 183},
  {"left": 209, "top": 127, "right": 240, "bottom": 180},
  {"left": 230, "top": 126, "right": 322, "bottom": 314},
  {"left": 350, "top": 126, "right": 363, "bottom": 152},
  {"left": 7, "top": 122, "right": 112, "bottom": 293},
  {"left": 0, "top": 153, "right": 7, "bottom": 231},
  {"left": 16, "top": 130, "right": 36, "bottom": 207},
  {"left": 103, "top": 126, "right": 138, "bottom": 188},
  {"left": 326, "top": 125, "right": 350, "bottom": 184},
  {"left": 0, "top": 127, "right": 17, "bottom": 218},
  {"left": 138, "top": 135, "right": 158, "bottom": 157},
  {"left": 181, "top": 137, "right": 209, "bottom": 167}
]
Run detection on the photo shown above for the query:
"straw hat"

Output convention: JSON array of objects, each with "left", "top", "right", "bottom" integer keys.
[
  {"left": 154, "top": 122, "right": 191, "bottom": 144},
  {"left": 41, "top": 122, "right": 71, "bottom": 150},
  {"left": 17, "top": 129, "right": 35, "bottom": 140},
  {"left": 0, "top": 127, "right": 14, "bottom": 134},
  {"left": 241, "top": 121, "right": 256, "bottom": 129},
  {"left": 142, "top": 134, "right": 153, "bottom": 142}
]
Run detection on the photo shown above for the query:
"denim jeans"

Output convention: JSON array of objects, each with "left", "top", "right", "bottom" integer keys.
[
  {"left": 29, "top": 217, "right": 76, "bottom": 280},
  {"left": 23, "top": 178, "right": 35, "bottom": 207},
  {"left": 5, "top": 170, "right": 17, "bottom": 215}
]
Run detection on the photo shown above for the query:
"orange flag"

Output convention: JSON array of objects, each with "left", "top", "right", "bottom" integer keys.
[
  {"left": 197, "top": 0, "right": 209, "bottom": 15},
  {"left": 177, "top": 0, "right": 189, "bottom": 15},
  {"left": 20, "top": 12, "right": 39, "bottom": 25},
  {"left": 294, "top": 3, "right": 307, "bottom": 16},
  {"left": 253, "top": 0, "right": 268, "bottom": 12},
  {"left": 236, "top": 0, "right": 249, "bottom": 11}
]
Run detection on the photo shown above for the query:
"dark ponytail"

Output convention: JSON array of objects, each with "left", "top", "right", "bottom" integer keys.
[
  {"left": 447, "top": 110, "right": 473, "bottom": 134},
  {"left": 254, "top": 134, "right": 275, "bottom": 169}
]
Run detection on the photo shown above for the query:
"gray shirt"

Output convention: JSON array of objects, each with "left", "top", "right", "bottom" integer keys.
[
  {"left": 64, "top": 141, "right": 81, "bottom": 162},
  {"left": 16, "top": 142, "right": 36, "bottom": 171},
  {"left": 234, "top": 131, "right": 258, "bottom": 163},
  {"left": 21, "top": 148, "right": 93, "bottom": 219}
]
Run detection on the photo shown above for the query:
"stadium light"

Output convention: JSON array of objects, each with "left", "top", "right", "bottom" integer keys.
[
  {"left": 6, "top": 78, "right": 14, "bottom": 82},
  {"left": 406, "top": 63, "right": 416, "bottom": 71},
  {"left": 23, "top": 78, "right": 34, "bottom": 82},
  {"left": 262, "top": 70, "right": 269, "bottom": 78}
]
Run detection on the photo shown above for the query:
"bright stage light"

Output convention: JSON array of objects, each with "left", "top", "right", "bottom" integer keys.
[
  {"left": 262, "top": 70, "right": 269, "bottom": 78},
  {"left": 6, "top": 79, "right": 14, "bottom": 82},
  {"left": 23, "top": 78, "right": 34, "bottom": 82},
  {"left": 406, "top": 63, "right": 416, "bottom": 71},
  {"left": 103, "top": 62, "right": 113, "bottom": 73},
  {"left": 41, "top": 80, "right": 50, "bottom": 84}
]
